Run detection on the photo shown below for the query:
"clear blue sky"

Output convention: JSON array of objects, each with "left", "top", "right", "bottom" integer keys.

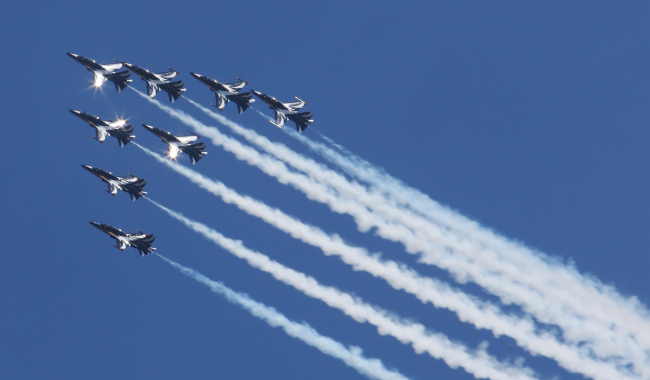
[{"left": 2, "top": 2, "right": 649, "bottom": 379}]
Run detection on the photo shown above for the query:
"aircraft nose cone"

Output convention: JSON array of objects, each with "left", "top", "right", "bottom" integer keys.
[
  {"left": 250, "top": 90, "right": 261, "bottom": 97},
  {"left": 141, "top": 124, "right": 155, "bottom": 133},
  {"left": 190, "top": 72, "right": 202, "bottom": 80},
  {"left": 69, "top": 109, "right": 81, "bottom": 116},
  {"left": 89, "top": 221, "right": 100, "bottom": 228},
  {"left": 81, "top": 164, "right": 91, "bottom": 170},
  {"left": 67, "top": 52, "right": 78, "bottom": 59}
]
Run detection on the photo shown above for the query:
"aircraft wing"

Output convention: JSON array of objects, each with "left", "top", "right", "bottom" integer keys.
[
  {"left": 92, "top": 72, "right": 108, "bottom": 87},
  {"left": 120, "top": 175, "right": 139, "bottom": 184},
  {"left": 95, "top": 127, "right": 108, "bottom": 143},
  {"left": 225, "top": 80, "right": 247, "bottom": 92},
  {"left": 285, "top": 100, "right": 306, "bottom": 112},
  {"left": 147, "top": 82, "right": 159, "bottom": 98},
  {"left": 107, "top": 119, "right": 127, "bottom": 129},
  {"left": 115, "top": 238, "right": 127, "bottom": 251},
  {"left": 101, "top": 62, "right": 122, "bottom": 72},
  {"left": 157, "top": 70, "right": 178, "bottom": 81},
  {"left": 176, "top": 135, "right": 199, "bottom": 144},
  {"left": 107, "top": 182, "right": 119, "bottom": 195},
  {"left": 214, "top": 93, "right": 229, "bottom": 110},
  {"left": 168, "top": 144, "right": 181, "bottom": 160},
  {"left": 274, "top": 111, "right": 287, "bottom": 128}
]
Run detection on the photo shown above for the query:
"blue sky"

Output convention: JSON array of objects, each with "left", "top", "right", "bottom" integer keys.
[{"left": 2, "top": 2, "right": 649, "bottom": 379}]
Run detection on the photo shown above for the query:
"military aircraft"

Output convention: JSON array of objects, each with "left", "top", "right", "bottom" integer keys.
[
  {"left": 82, "top": 165, "right": 147, "bottom": 201},
  {"left": 190, "top": 72, "right": 255, "bottom": 113},
  {"left": 70, "top": 110, "right": 135, "bottom": 147},
  {"left": 142, "top": 124, "right": 207, "bottom": 164},
  {"left": 67, "top": 53, "right": 132, "bottom": 92},
  {"left": 118, "top": 60, "right": 186, "bottom": 102},
  {"left": 250, "top": 90, "right": 313, "bottom": 131},
  {"left": 90, "top": 222, "right": 156, "bottom": 256}
]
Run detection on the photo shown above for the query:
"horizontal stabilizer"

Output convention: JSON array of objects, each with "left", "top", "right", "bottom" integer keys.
[
  {"left": 128, "top": 178, "right": 147, "bottom": 200},
  {"left": 106, "top": 70, "right": 132, "bottom": 92},
  {"left": 185, "top": 142, "right": 208, "bottom": 164},
  {"left": 165, "top": 81, "right": 186, "bottom": 103},
  {"left": 296, "top": 111, "right": 313, "bottom": 119},
  {"left": 190, "top": 142, "right": 206, "bottom": 151},
  {"left": 230, "top": 92, "right": 255, "bottom": 114},
  {"left": 288, "top": 111, "right": 313, "bottom": 132},
  {"left": 110, "top": 129, "right": 134, "bottom": 147},
  {"left": 169, "top": 80, "right": 185, "bottom": 89}
]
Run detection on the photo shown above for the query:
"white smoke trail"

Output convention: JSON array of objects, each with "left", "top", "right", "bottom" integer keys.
[
  {"left": 307, "top": 131, "right": 650, "bottom": 347},
  {"left": 134, "top": 142, "right": 637, "bottom": 380},
  {"left": 292, "top": 131, "right": 650, "bottom": 374},
  {"left": 157, "top": 254, "right": 412, "bottom": 380},
  {"left": 132, "top": 89, "right": 647, "bottom": 376},
  {"left": 147, "top": 198, "right": 539, "bottom": 380},
  {"left": 133, "top": 89, "right": 648, "bottom": 374},
  {"left": 181, "top": 95, "right": 650, "bottom": 374}
]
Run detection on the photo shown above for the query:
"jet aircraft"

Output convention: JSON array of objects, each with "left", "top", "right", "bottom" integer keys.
[
  {"left": 190, "top": 72, "right": 255, "bottom": 113},
  {"left": 90, "top": 222, "right": 156, "bottom": 256},
  {"left": 82, "top": 165, "right": 147, "bottom": 201},
  {"left": 119, "top": 60, "right": 186, "bottom": 102},
  {"left": 67, "top": 53, "right": 132, "bottom": 92},
  {"left": 70, "top": 110, "right": 134, "bottom": 147},
  {"left": 250, "top": 90, "right": 313, "bottom": 131},
  {"left": 142, "top": 124, "right": 207, "bottom": 164}
]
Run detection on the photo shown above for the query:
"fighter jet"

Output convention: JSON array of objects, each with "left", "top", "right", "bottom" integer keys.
[
  {"left": 142, "top": 124, "right": 207, "bottom": 164},
  {"left": 119, "top": 60, "right": 186, "bottom": 102},
  {"left": 70, "top": 110, "right": 135, "bottom": 147},
  {"left": 250, "top": 90, "right": 313, "bottom": 131},
  {"left": 90, "top": 222, "right": 156, "bottom": 256},
  {"left": 82, "top": 165, "right": 147, "bottom": 201},
  {"left": 190, "top": 72, "right": 255, "bottom": 114},
  {"left": 67, "top": 53, "right": 132, "bottom": 92}
]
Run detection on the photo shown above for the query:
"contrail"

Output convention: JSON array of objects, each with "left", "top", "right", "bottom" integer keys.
[
  {"left": 131, "top": 89, "right": 647, "bottom": 375},
  {"left": 147, "top": 198, "right": 540, "bottom": 380},
  {"left": 157, "top": 254, "right": 412, "bottom": 380},
  {"left": 291, "top": 131, "right": 650, "bottom": 373},
  {"left": 181, "top": 95, "right": 650, "bottom": 373},
  {"left": 134, "top": 142, "right": 637, "bottom": 380}
]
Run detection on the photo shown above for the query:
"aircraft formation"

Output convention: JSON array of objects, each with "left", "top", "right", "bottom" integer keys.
[
  {"left": 69, "top": 52, "right": 315, "bottom": 256},
  {"left": 69, "top": 53, "right": 314, "bottom": 131}
]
